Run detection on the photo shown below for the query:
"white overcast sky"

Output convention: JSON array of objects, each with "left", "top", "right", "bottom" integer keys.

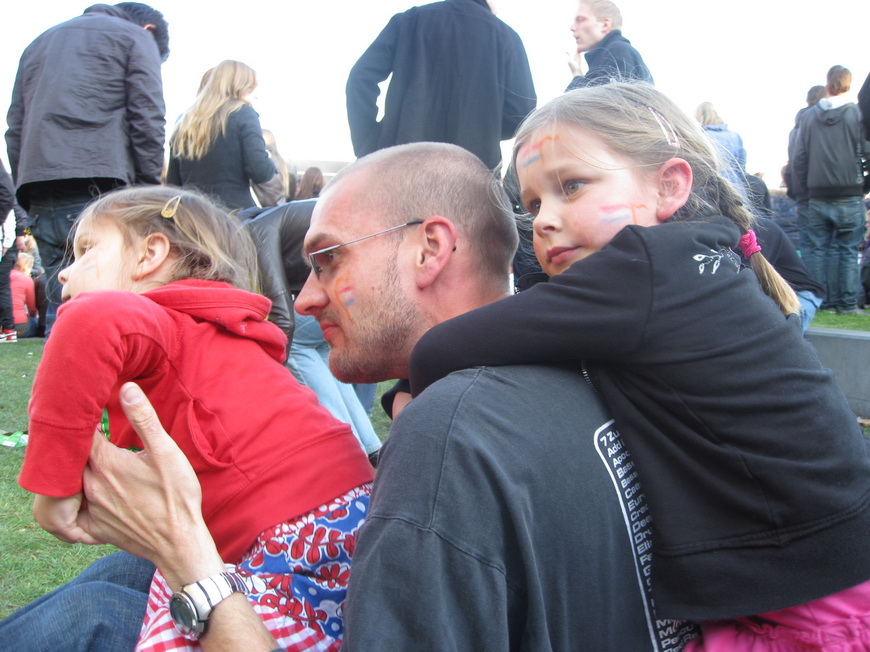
[{"left": 2, "top": 0, "right": 868, "bottom": 183}]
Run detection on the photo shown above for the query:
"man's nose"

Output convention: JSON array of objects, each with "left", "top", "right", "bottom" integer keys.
[{"left": 295, "top": 271, "right": 328, "bottom": 316}]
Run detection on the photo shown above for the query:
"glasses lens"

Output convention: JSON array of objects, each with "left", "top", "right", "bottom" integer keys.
[{"left": 310, "top": 250, "right": 333, "bottom": 277}]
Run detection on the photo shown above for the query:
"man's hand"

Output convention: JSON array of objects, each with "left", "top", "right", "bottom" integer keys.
[
  {"left": 567, "top": 50, "right": 585, "bottom": 77},
  {"left": 33, "top": 492, "right": 102, "bottom": 544},
  {"left": 79, "top": 382, "right": 225, "bottom": 589}
]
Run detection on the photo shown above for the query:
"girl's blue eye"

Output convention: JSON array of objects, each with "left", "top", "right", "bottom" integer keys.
[{"left": 563, "top": 180, "right": 585, "bottom": 195}]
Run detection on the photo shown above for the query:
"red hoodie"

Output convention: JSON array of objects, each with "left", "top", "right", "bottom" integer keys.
[{"left": 21, "top": 279, "right": 374, "bottom": 562}]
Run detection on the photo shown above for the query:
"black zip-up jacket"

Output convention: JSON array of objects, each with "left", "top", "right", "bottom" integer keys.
[
  {"left": 409, "top": 216, "right": 870, "bottom": 621},
  {"left": 346, "top": 0, "right": 536, "bottom": 171},
  {"left": 793, "top": 99, "right": 868, "bottom": 199},
  {"left": 566, "top": 30, "right": 653, "bottom": 91},
  {"left": 5, "top": 5, "right": 165, "bottom": 208}
]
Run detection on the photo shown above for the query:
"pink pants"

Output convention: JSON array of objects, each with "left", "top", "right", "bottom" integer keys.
[{"left": 684, "top": 579, "right": 870, "bottom": 651}]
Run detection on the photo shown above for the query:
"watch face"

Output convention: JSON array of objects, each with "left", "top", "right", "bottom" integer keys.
[{"left": 169, "top": 594, "right": 200, "bottom": 638}]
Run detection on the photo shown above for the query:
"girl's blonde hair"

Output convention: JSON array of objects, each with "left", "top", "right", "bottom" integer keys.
[
  {"left": 15, "top": 251, "right": 34, "bottom": 273},
  {"left": 77, "top": 186, "right": 259, "bottom": 292},
  {"left": 512, "top": 82, "right": 800, "bottom": 316},
  {"left": 171, "top": 60, "right": 258, "bottom": 160}
]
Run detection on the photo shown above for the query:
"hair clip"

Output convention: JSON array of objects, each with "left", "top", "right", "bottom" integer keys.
[
  {"left": 161, "top": 195, "right": 182, "bottom": 219},
  {"left": 648, "top": 106, "right": 680, "bottom": 149}
]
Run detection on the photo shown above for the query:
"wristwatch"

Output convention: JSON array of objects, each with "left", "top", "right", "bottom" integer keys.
[{"left": 169, "top": 567, "right": 248, "bottom": 640}]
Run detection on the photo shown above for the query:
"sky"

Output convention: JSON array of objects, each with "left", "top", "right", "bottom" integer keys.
[{"left": 1, "top": 0, "right": 868, "bottom": 184}]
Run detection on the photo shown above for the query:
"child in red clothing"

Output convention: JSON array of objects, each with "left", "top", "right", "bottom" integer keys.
[
  {"left": 10, "top": 252, "right": 37, "bottom": 337},
  {"left": 20, "top": 186, "right": 374, "bottom": 649}
]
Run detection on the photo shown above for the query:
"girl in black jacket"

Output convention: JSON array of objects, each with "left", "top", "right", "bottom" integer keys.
[{"left": 410, "top": 83, "right": 870, "bottom": 650}]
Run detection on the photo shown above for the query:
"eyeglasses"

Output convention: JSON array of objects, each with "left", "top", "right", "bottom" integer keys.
[{"left": 307, "top": 220, "right": 424, "bottom": 278}]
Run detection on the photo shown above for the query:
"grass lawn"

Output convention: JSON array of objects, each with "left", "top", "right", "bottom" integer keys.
[
  {"left": 0, "top": 313, "right": 867, "bottom": 619},
  {"left": 0, "top": 339, "right": 116, "bottom": 618}
]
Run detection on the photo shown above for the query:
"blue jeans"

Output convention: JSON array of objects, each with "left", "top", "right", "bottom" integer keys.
[
  {"left": 352, "top": 383, "right": 378, "bottom": 415},
  {"left": 802, "top": 197, "right": 865, "bottom": 312},
  {"left": 28, "top": 194, "right": 93, "bottom": 337},
  {"left": 796, "top": 289, "right": 823, "bottom": 334},
  {"left": 0, "top": 551, "right": 154, "bottom": 651},
  {"left": 287, "top": 313, "right": 382, "bottom": 455}
]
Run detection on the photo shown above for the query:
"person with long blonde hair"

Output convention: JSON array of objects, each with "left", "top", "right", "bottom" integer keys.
[{"left": 167, "top": 60, "right": 276, "bottom": 210}]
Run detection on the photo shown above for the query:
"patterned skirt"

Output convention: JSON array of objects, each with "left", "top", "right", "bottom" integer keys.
[{"left": 136, "top": 484, "right": 372, "bottom": 651}]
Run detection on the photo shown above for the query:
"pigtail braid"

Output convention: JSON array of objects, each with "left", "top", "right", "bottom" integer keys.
[
  {"left": 713, "top": 176, "right": 800, "bottom": 316},
  {"left": 747, "top": 252, "right": 802, "bottom": 316}
]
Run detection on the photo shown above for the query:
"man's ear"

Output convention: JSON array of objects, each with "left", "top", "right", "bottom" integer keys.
[
  {"left": 599, "top": 16, "right": 613, "bottom": 35},
  {"left": 132, "top": 232, "right": 172, "bottom": 281},
  {"left": 655, "top": 158, "right": 693, "bottom": 222},
  {"left": 413, "top": 216, "right": 458, "bottom": 289}
]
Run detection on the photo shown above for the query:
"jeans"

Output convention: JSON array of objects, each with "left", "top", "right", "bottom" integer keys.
[
  {"left": 14, "top": 316, "right": 39, "bottom": 338},
  {"left": 0, "top": 551, "right": 154, "bottom": 651},
  {"left": 802, "top": 197, "right": 865, "bottom": 312},
  {"left": 796, "top": 289, "right": 823, "bottom": 334},
  {"left": 28, "top": 193, "right": 93, "bottom": 337},
  {"left": 353, "top": 383, "right": 378, "bottom": 415},
  {"left": 286, "top": 313, "right": 382, "bottom": 455}
]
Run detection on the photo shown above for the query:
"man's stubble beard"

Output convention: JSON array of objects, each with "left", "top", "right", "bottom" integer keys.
[{"left": 328, "top": 260, "right": 421, "bottom": 384}]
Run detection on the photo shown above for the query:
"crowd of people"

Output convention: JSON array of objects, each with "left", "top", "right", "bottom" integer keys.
[{"left": 1, "top": 0, "right": 869, "bottom": 651}]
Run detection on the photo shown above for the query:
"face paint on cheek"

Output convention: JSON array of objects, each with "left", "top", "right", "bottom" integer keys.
[
  {"left": 332, "top": 274, "right": 356, "bottom": 322},
  {"left": 598, "top": 203, "right": 648, "bottom": 225}
]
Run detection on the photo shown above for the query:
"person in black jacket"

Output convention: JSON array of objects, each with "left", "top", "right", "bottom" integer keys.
[
  {"left": 566, "top": 0, "right": 653, "bottom": 90},
  {"left": 346, "top": 0, "right": 536, "bottom": 172},
  {"left": 167, "top": 60, "right": 276, "bottom": 211},
  {"left": 5, "top": 2, "right": 169, "bottom": 337},
  {"left": 793, "top": 65, "right": 869, "bottom": 315},
  {"left": 409, "top": 83, "right": 870, "bottom": 646}
]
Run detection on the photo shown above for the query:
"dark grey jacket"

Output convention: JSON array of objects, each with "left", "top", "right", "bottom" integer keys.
[
  {"left": 346, "top": 0, "right": 536, "bottom": 170},
  {"left": 566, "top": 30, "right": 653, "bottom": 91},
  {"left": 5, "top": 5, "right": 165, "bottom": 208},
  {"left": 793, "top": 99, "right": 868, "bottom": 199},
  {"left": 410, "top": 216, "right": 870, "bottom": 620}
]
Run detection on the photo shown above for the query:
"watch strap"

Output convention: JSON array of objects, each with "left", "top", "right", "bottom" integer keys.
[
  {"left": 174, "top": 567, "right": 247, "bottom": 639},
  {"left": 184, "top": 570, "right": 247, "bottom": 611}
]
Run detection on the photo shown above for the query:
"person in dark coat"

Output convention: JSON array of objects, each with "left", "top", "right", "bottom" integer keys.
[
  {"left": 792, "top": 65, "right": 869, "bottom": 315},
  {"left": 167, "top": 60, "right": 276, "bottom": 211},
  {"left": 566, "top": 0, "right": 653, "bottom": 90},
  {"left": 346, "top": 0, "right": 536, "bottom": 171},
  {"left": 5, "top": 2, "right": 169, "bottom": 336}
]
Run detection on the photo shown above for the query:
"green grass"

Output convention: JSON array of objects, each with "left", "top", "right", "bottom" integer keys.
[
  {"left": 0, "top": 339, "right": 116, "bottom": 619},
  {"left": 810, "top": 310, "right": 870, "bottom": 332}
]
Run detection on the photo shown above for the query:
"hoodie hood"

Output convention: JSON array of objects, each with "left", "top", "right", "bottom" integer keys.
[
  {"left": 814, "top": 96, "right": 855, "bottom": 125},
  {"left": 143, "top": 279, "right": 287, "bottom": 362}
]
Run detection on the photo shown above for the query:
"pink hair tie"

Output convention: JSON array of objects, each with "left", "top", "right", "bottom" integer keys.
[{"left": 739, "top": 229, "right": 761, "bottom": 258}]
